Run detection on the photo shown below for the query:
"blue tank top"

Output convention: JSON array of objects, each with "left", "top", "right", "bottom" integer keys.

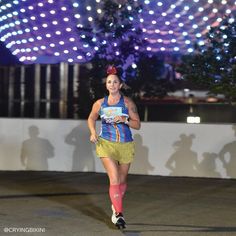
[{"left": 99, "top": 96, "right": 133, "bottom": 142}]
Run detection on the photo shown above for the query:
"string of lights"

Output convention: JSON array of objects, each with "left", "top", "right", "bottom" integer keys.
[{"left": 0, "top": 0, "right": 235, "bottom": 64}]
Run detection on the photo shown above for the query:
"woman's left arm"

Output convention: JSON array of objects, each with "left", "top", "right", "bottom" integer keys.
[{"left": 126, "top": 98, "right": 141, "bottom": 130}]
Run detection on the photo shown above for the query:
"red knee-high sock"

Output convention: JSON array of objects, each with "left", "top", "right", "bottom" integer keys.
[
  {"left": 120, "top": 183, "right": 127, "bottom": 198},
  {"left": 109, "top": 184, "right": 123, "bottom": 213}
]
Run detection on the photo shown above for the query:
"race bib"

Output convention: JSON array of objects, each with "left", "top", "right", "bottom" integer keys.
[{"left": 102, "top": 107, "right": 122, "bottom": 118}]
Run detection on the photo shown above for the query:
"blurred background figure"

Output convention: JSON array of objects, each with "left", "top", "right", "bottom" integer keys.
[{"left": 21, "top": 125, "right": 54, "bottom": 170}]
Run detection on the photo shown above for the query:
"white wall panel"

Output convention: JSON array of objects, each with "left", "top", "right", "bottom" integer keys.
[{"left": 0, "top": 118, "right": 235, "bottom": 179}]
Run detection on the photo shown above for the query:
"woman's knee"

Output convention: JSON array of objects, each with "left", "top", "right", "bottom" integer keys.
[{"left": 101, "top": 158, "right": 120, "bottom": 184}]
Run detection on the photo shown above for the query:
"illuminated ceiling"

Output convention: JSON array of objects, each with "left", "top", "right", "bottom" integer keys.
[{"left": 0, "top": 0, "right": 235, "bottom": 64}]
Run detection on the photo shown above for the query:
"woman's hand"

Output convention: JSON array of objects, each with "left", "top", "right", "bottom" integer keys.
[
  {"left": 113, "top": 116, "right": 126, "bottom": 123},
  {"left": 90, "top": 133, "right": 98, "bottom": 143}
]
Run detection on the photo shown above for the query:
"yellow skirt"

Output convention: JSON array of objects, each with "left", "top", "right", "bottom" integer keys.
[{"left": 96, "top": 137, "right": 135, "bottom": 164}]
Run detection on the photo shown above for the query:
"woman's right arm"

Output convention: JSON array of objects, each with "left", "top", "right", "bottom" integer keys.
[{"left": 88, "top": 100, "right": 101, "bottom": 143}]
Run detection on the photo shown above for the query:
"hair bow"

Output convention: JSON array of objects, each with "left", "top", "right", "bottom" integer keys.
[{"left": 106, "top": 65, "right": 117, "bottom": 75}]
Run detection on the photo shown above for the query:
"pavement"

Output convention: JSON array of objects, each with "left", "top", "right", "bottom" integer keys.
[{"left": 0, "top": 171, "right": 235, "bottom": 236}]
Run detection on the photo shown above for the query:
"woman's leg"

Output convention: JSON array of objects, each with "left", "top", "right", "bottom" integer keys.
[
  {"left": 101, "top": 157, "right": 120, "bottom": 184},
  {"left": 101, "top": 157, "right": 123, "bottom": 213}
]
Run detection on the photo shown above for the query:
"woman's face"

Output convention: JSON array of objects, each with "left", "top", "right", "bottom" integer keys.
[{"left": 106, "top": 75, "right": 122, "bottom": 94}]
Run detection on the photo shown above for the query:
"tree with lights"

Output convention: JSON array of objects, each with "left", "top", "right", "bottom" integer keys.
[
  {"left": 176, "top": 15, "right": 236, "bottom": 103},
  {"left": 77, "top": 0, "right": 146, "bottom": 103}
]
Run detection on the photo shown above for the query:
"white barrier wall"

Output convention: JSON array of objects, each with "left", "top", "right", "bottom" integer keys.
[{"left": 0, "top": 118, "right": 235, "bottom": 179}]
